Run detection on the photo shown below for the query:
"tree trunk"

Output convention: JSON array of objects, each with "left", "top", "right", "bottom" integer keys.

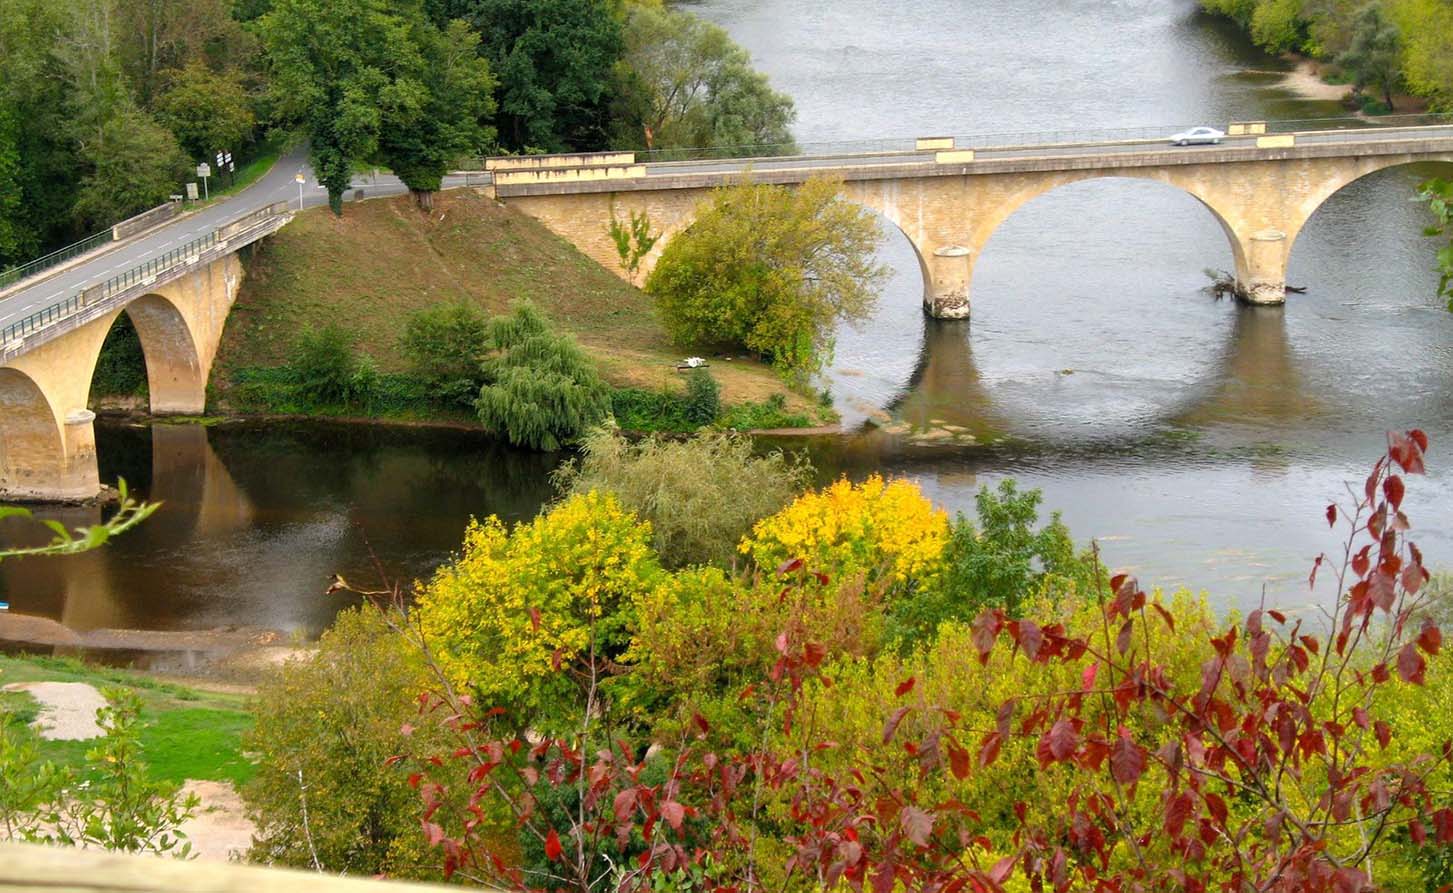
[{"left": 412, "top": 188, "right": 434, "bottom": 211}]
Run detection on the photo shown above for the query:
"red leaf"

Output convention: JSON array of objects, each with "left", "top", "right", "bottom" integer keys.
[
  {"left": 1397, "top": 642, "right": 1428, "bottom": 685},
  {"left": 1110, "top": 727, "right": 1147, "bottom": 785},
  {"left": 1375, "top": 721, "right": 1392, "bottom": 750},
  {"left": 1384, "top": 475, "right": 1406, "bottom": 510},
  {"left": 1410, "top": 818, "right": 1427, "bottom": 845},
  {"left": 883, "top": 706, "right": 911, "bottom": 744},
  {"left": 979, "top": 731, "right": 1003, "bottom": 767},
  {"left": 803, "top": 640, "right": 827, "bottom": 668},
  {"left": 613, "top": 789, "right": 637, "bottom": 823},
  {"left": 1046, "top": 719, "right": 1079, "bottom": 762},
  {"left": 1116, "top": 618, "right": 1134, "bottom": 655},
  {"left": 900, "top": 805, "right": 935, "bottom": 847},
  {"left": 1151, "top": 601, "right": 1176, "bottom": 633},
  {"left": 1435, "top": 808, "right": 1453, "bottom": 844},
  {"left": 1015, "top": 620, "right": 1044, "bottom": 660},
  {"left": 947, "top": 740, "right": 971, "bottom": 779},
  {"left": 1165, "top": 791, "right": 1194, "bottom": 838},
  {"left": 528, "top": 607, "right": 541, "bottom": 632},
  {"left": 1326, "top": 503, "right": 1338, "bottom": 527},
  {"left": 1410, "top": 428, "right": 1430, "bottom": 452},
  {"left": 545, "top": 828, "right": 563, "bottom": 861},
  {"left": 1081, "top": 661, "right": 1099, "bottom": 692},
  {"left": 1204, "top": 792, "right": 1228, "bottom": 827},
  {"left": 989, "top": 856, "right": 1015, "bottom": 883},
  {"left": 400, "top": 723, "right": 415, "bottom": 737},
  {"left": 775, "top": 557, "right": 804, "bottom": 576},
  {"left": 1419, "top": 617, "right": 1442, "bottom": 656},
  {"left": 895, "top": 677, "right": 916, "bottom": 697},
  {"left": 971, "top": 611, "right": 1000, "bottom": 663},
  {"left": 660, "top": 800, "right": 685, "bottom": 832}
]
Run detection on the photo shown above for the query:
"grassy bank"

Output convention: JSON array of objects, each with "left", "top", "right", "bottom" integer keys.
[
  {"left": 205, "top": 190, "right": 826, "bottom": 432},
  {"left": 0, "top": 654, "right": 253, "bottom": 787}
]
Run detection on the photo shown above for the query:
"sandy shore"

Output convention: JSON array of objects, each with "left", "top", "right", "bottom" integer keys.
[{"left": 1281, "top": 59, "right": 1350, "bottom": 103}]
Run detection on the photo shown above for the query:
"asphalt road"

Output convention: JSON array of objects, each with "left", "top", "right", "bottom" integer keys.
[{"left": 4, "top": 124, "right": 1451, "bottom": 337}]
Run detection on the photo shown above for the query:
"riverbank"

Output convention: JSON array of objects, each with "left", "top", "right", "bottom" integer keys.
[{"left": 206, "top": 190, "right": 824, "bottom": 423}]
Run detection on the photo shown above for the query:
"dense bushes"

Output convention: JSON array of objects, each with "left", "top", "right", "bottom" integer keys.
[
  {"left": 288, "top": 325, "right": 379, "bottom": 408},
  {"left": 400, "top": 302, "right": 488, "bottom": 409},
  {"left": 244, "top": 607, "right": 459, "bottom": 879},
  {"left": 552, "top": 428, "right": 809, "bottom": 567}
]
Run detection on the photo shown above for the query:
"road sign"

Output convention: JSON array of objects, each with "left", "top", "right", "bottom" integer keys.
[
  {"left": 223, "top": 152, "right": 232, "bottom": 165},
  {"left": 197, "top": 162, "right": 211, "bottom": 178},
  {"left": 186, "top": 182, "right": 199, "bottom": 200}
]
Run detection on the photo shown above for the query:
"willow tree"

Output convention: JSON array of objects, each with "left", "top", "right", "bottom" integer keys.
[
  {"left": 475, "top": 303, "right": 611, "bottom": 451},
  {"left": 646, "top": 176, "right": 886, "bottom": 379}
]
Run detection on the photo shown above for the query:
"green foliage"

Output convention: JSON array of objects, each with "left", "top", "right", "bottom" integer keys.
[
  {"left": 646, "top": 177, "right": 886, "bottom": 379},
  {"left": 245, "top": 606, "right": 456, "bottom": 878},
  {"left": 287, "top": 324, "right": 377, "bottom": 408},
  {"left": 70, "top": 106, "right": 190, "bottom": 232},
  {"left": 154, "top": 62, "right": 256, "bottom": 162},
  {"left": 611, "top": 4, "right": 796, "bottom": 155},
  {"left": 401, "top": 302, "right": 489, "bottom": 408},
  {"left": 1422, "top": 177, "right": 1453, "bottom": 310},
  {"left": 1340, "top": 3, "right": 1403, "bottom": 107},
  {"left": 258, "top": 0, "right": 426, "bottom": 214},
  {"left": 610, "top": 386, "right": 693, "bottom": 432},
  {"left": 682, "top": 367, "right": 720, "bottom": 427},
  {"left": 414, "top": 490, "right": 662, "bottom": 732},
  {"left": 552, "top": 428, "right": 810, "bottom": 568},
  {"left": 717, "top": 392, "right": 812, "bottom": 430},
  {"left": 90, "top": 313, "right": 150, "bottom": 399},
  {"left": 1250, "top": 0, "right": 1310, "bottom": 51},
  {"left": 0, "top": 480, "right": 156, "bottom": 562},
  {"left": 438, "top": 0, "right": 624, "bottom": 152},
  {"left": 0, "top": 688, "right": 198, "bottom": 855},
  {"left": 608, "top": 207, "right": 658, "bottom": 281},
  {"left": 378, "top": 18, "right": 497, "bottom": 205},
  {"left": 889, "top": 480, "right": 1099, "bottom": 644},
  {"left": 475, "top": 303, "right": 611, "bottom": 450}
]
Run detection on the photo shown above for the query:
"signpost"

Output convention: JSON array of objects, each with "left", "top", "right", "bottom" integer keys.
[
  {"left": 295, "top": 171, "right": 306, "bottom": 211},
  {"left": 196, "top": 162, "right": 211, "bottom": 200},
  {"left": 186, "top": 182, "right": 199, "bottom": 201}
]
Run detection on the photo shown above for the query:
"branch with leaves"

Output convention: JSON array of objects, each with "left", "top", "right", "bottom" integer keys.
[{"left": 0, "top": 479, "right": 157, "bottom": 563}]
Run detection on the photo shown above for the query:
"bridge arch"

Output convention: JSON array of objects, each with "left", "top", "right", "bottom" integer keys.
[
  {"left": 121, "top": 292, "right": 207, "bottom": 415},
  {"left": 1282, "top": 154, "right": 1453, "bottom": 272},
  {"left": 0, "top": 368, "right": 95, "bottom": 500}
]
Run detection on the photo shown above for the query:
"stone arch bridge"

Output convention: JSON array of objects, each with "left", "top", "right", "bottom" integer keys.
[
  {"left": 0, "top": 204, "right": 291, "bottom": 501},
  {"left": 487, "top": 124, "right": 1453, "bottom": 318}
]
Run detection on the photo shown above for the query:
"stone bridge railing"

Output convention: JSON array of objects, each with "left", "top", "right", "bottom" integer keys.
[{"left": 0, "top": 202, "right": 293, "bottom": 365}]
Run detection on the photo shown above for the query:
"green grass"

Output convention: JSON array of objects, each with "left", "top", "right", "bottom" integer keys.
[
  {"left": 214, "top": 190, "right": 820, "bottom": 420},
  {"left": 0, "top": 654, "right": 254, "bottom": 787}
]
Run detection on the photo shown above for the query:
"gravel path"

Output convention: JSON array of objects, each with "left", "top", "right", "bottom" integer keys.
[{"left": 2, "top": 681, "right": 107, "bottom": 739}]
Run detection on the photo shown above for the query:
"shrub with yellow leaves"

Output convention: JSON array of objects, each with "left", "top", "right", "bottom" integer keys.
[
  {"left": 414, "top": 490, "right": 663, "bottom": 731},
  {"left": 740, "top": 474, "right": 949, "bottom": 589}
]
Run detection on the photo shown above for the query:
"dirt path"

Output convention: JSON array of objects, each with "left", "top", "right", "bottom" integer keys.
[
  {"left": 178, "top": 780, "right": 256, "bottom": 862},
  {"left": 2, "top": 681, "right": 107, "bottom": 739}
]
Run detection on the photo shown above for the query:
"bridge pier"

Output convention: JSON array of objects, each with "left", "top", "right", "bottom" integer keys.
[
  {"left": 1237, "top": 229, "right": 1288, "bottom": 305},
  {"left": 926, "top": 246, "right": 973, "bottom": 319}
]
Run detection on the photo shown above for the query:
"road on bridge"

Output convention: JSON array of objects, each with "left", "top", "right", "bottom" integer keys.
[{"left": 0, "top": 147, "right": 482, "bottom": 337}]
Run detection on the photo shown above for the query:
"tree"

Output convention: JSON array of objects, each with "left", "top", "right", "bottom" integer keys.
[
  {"left": 551, "top": 428, "right": 810, "bottom": 568},
  {"left": 401, "top": 302, "right": 490, "bottom": 408},
  {"left": 258, "top": 0, "right": 425, "bottom": 214},
  {"left": 113, "top": 0, "right": 255, "bottom": 104},
  {"left": 435, "top": 0, "right": 623, "bottom": 152},
  {"left": 646, "top": 177, "right": 886, "bottom": 378},
  {"left": 245, "top": 606, "right": 459, "bottom": 878},
  {"left": 1339, "top": 2, "right": 1402, "bottom": 108},
  {"left": 474, "top": 303, "right": 612, "bottom": 451},
  {"left": 608, "top": 207, "right": 657, "bottom": 283},
  {"left": 612, "top": 4, "right": 795, "bottom": 154},
  {"left": 154, "top": 62, "right": 255, "bottom": 163},
  {"left": 70, "top": 105, "right": 190, "bottom": 230},
  {"left": 378, "top": 19, "right": 496, "bottom": 210}
]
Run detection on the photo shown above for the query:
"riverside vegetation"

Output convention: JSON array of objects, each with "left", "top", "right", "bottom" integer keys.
[{"left": 226, "top": 427, "right": 1453, "bottom": 893}]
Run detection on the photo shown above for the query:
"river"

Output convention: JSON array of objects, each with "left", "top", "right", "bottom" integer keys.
[{"left": 2, "top": 0, "right": 1451, "bottom": 642}]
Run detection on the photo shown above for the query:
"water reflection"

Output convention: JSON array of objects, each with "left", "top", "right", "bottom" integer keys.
[{"left": 0, "top": 422, "right": 560, "bottom": 637}]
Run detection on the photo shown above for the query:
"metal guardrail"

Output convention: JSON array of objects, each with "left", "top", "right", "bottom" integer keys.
[
  {"left": 0, "top": 230, "right": 113, "bottom": 291},
  {"left": 0, "top": 204, "right": 291, "bottom": 359}
]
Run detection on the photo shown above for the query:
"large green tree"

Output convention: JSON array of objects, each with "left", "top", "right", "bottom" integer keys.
[
  {"left": 154, "top": 62, "right": 256, "bottom": 162},
  {"left": 433, "top": 0, "right": 622, "bottom": 152},
  {"left": 612, "top": 4, "right": 795, "bottom": 154},
  {"left": 1339, "top": 2, "right": 1403, "bottom": 108},
  {"left": 257, "top": 0, "right": 425, "bottom": 214},
  {"left": 378, "top": 18, "right": 496, "bottom": 209},
  {"left": 646, "top": 177, "right": 886, "bottom": 379}
]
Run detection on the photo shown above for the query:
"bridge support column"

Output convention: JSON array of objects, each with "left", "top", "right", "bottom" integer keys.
[
  {"left": 1237, "top": 229, "right": 1288, "bottom": 306},
  {"left": 925, "top": 246, "right": 973, "bottom": 319},
  {"left": 58, "top": 410, "right": 101, "bottom": 500}
]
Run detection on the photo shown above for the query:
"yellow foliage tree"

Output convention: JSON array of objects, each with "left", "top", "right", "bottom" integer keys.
[
  {"left": 740, "top": 474, "right": 950, "bottom": 588},
  {"left": 414, "top": 491, "right": 663, "bottom": 729}
]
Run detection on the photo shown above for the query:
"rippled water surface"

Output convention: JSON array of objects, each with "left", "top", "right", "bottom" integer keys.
[{"left": 4, "top": 0, "right": 1452, "bottom": 636}]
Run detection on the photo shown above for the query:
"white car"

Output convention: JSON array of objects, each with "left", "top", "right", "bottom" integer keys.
[{"left": 1169, "top": 126, "right": 1225, "bottom": 146}]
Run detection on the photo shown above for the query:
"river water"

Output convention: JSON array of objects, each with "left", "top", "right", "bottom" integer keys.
[{"left": 3, "top": 0, "right": 1452, "bottom": 639}]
